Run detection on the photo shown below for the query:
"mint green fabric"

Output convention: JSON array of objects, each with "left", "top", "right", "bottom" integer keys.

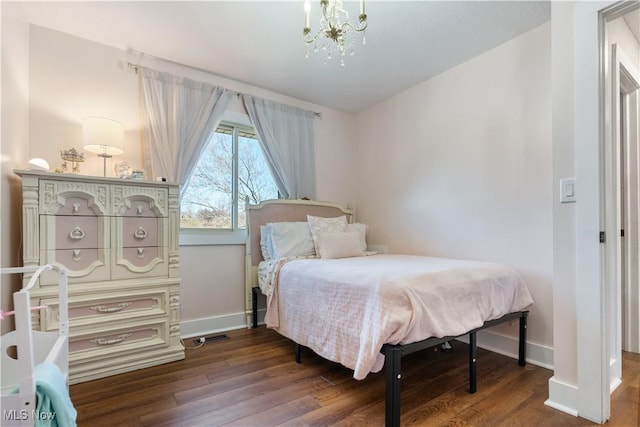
[{"left": 34, "top": 362, "right": 77, "bottom": 427}]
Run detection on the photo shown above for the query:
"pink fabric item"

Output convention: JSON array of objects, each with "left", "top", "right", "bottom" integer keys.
[{"left": 264, "top": 254, "right": 533, "bottom": 380}]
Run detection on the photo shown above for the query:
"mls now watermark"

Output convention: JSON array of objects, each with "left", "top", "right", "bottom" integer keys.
[{"left": 3, "top": 409, "right": 57, "bottom": 422}]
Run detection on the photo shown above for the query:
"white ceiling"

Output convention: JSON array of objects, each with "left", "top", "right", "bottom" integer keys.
[{"left": 13, "top": 1, "right": 552, "bottom": 113}]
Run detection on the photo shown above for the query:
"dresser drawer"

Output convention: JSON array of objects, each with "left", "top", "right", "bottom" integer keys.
[
  {"left": 111, "top": 185, "right": 169, "bottom": 218},
  {"left": 121, "top": 217, "right": 159, "bottom": 247},
  {"left": 112, "top": 247, "right": 168, "bottom": 279},
  {"left": 41, "top": 212, "right": 109, "bottom": 250},
  {"left": 39, "top": 248, "right": 110, "bottom": 285},
  {"left": 46, "top": 215, "right": 100, "bottom": 250},
  {"left": 54, "top": 196, "right": 100, "bottom": 216},
  {"left": 39, "top": 290, "right": 167, "bottom": 331},
  {"left": 120, "top": 199, "right": 161, "bottom": 218},
  {"left": 39, "top": 179, "right": 109, "bottom": 215},
  {"left": 120, "top": 246, "right": 162, "bottom": 268},
  {"left": 69, "top": 321, "right": 168, "bottom": 362}
]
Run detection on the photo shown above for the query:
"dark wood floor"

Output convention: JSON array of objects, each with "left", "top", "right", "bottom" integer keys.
[{"left": 70, "top": 327, "right": 639, "bottom": 426}]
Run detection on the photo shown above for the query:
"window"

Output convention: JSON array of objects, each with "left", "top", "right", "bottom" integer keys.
[{"left": 180, "top": 122, "right": 279, "bottom": 232}]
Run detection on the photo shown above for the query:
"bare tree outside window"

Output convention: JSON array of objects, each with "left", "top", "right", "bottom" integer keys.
[{"left": 180, "top": 124, "right": 278, "bottom": 229}]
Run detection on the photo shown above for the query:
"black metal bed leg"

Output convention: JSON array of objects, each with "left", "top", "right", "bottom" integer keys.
[
  {"left": 251, "top": 286, "right": 259, "bottom": 328},
  {"left": 519, "top": 312, "right": 528, "bottom": 366},
  {"left": 295, "top": 343, "right": 301, "bottom": 363},
  {"left": 469, "top": 331, "right": 477, "bottom": 394},
  {"left": 384, "top": 345, "right": 402, "bottom": 427}
]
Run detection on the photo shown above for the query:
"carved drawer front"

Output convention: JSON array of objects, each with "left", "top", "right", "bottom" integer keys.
[
  {"left": 52, "top": 196, "right": 99, "bottom": 216},
  {"left": 39, "top": 180, "right": 109, "bottom": 216},
  {"left": 121, "top": 217, "right": 159, "bottom": 247},
  {"left": 111, "top": 185, "right": 169, "bottom": 218},
  {"left": 40, "top": 209, "right": 110, "bottom": 285},
  {"left": 39, "top": 248, "right": 110, "bottom": 285},
  {"left": 52, "top": 216, "right": 100, "bottom": 249},
  {"left": 69, "top": 321, "right": 168, "bottom": 361},
  {"left": 39, "top": 186, "right": 110, "bottom": 285},
  {"left": 112, "top": 247, "right": 168, "bottom": 279},
  {"left": 112, "top": 216, "right": 168, "bottom": 279},
  {"left": 121, "top": 199, "right": 162, "bottom": 218},
  {"left": 39, "top": 290, "right": 167, "bottom": 331}
]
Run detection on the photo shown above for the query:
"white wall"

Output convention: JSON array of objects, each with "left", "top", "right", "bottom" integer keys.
[
  {"left": 1, "top": 2, "right": 31, "bottom": 334},
  {"left": 29, "top": 26, "right": 142, "bottom": 177},
  {"left": 356, "top": 24, "right": 553, "bottom": 365},
  {"left": 13, "top": 24, "right": 357, "bottom": 336}
]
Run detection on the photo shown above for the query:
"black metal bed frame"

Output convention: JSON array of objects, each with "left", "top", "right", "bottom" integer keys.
[
  {"left": 381, "top": 310, "right": 528, "bottom": 427},
  {"left": 290, "top": 310, "right": 528, "bottom": 427},
  {"left": 253, "top": 288, "right": 528, "bottom": 426}
]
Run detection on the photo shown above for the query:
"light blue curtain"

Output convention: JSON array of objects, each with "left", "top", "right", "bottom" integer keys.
[
  {"left": 139, "top": 67, "right": 232, "bottom": 197},
  {"left": 242, "top": 95, "right": 316, "bottom": 199}
]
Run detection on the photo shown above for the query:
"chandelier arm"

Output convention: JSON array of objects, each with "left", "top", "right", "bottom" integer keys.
[
  {"left": 341, "top": 19, "right": 367, "bottom": 33},
  {"left": 303, "top": 28, "right": 322, "bottom": 45}
]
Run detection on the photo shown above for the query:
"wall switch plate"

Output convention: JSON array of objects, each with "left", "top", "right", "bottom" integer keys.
[{"left": 560, "top": 178, "right": 576, "bottom": 203}]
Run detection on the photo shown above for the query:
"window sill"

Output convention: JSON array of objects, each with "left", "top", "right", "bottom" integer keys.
[{"left": 179, "top": 229, "right": 247, "bottom": 246}]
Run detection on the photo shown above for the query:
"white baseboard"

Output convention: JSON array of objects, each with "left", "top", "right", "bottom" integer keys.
[
  {"left": 545, "top": 376, "right": 579, "bottom": 416},
  {"left": 180, "top": 311, "right": 250, "bottom": 339},
  {"left": 455, "top": 329, "right": 554, "bottom": 369}
]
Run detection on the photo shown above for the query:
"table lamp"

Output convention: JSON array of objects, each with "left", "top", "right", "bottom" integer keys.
[{"left": 83, "top": 117, "right": 124, "bottom": 177}]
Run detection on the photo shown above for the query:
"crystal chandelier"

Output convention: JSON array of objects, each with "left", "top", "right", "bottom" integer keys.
[{"left": 303, "top": 0, "right": 367, "bottom": 66}]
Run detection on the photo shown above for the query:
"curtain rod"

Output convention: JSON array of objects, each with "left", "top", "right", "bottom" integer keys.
[{"left": 126, "top": 61, "right": 323, "bottom": 119}]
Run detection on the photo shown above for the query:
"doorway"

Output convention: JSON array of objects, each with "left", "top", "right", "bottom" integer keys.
[
  {"left": 604, "top": 4, "right": 640, "bottom": 401},
  {"left": 615, "top": 48, "right": 640, "bottom": 354}
]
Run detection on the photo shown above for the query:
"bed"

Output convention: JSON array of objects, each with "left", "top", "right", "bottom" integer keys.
[
  {"left": 245, "top": 199, "right": 533, "bottom": 427},
  {"left": 1, "top": 265, "right": 75, "bottom": 427}
]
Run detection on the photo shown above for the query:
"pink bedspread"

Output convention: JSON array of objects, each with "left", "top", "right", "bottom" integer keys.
[{"left": 264, "top": 254, "right": 533, "bottom": 380}]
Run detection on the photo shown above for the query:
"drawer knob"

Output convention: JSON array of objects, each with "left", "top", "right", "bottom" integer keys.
[
  {"left": 137, "top": 248, "right": 145, "bottom": 258},
  {"left": 73, "top": 203, "right": 81, "bottom": 214},
  {"left": 137, "top": 205, "right": 144, "bottom": 215},
  {"left": 90, "top": 302, "right": 132, "bottom": 313},
  {"left": 69, "top": 227, "right": 86, "bottom": 240},
  {"left": 90, "top": 333, "right": 132, "bottom": 346},
  {"left": 134, "top": 227, "right": 147, "bottom": 240},
  {"left": 73, "top": 250, "right": 82, "bottom": 261}
]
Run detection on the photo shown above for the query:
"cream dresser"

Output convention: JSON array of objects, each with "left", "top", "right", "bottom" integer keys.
[{"left": 15, "top": 170, "right": 184, "bottom": 384}]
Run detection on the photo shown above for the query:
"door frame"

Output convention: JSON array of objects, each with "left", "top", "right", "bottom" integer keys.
[
  {"left": 610, "top": 43, "right": 640, "bottom": 354},
  {"left": 574, "top": 1, "right": 639, "bottom": 423},
  {"left": 605, "top": 41, "right": 640, "bottom": 395}
]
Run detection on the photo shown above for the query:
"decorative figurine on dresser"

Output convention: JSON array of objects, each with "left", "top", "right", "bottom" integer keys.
[{"left": 15, "top": 169, "right": 184, "bottom": 384}]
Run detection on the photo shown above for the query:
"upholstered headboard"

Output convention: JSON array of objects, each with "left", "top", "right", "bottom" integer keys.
[
  {"left": 244, "top": 199, "right": 353, "bottom": 327},
  {"left": 246, "top": 199, "right": 353, "bottom": 267}
]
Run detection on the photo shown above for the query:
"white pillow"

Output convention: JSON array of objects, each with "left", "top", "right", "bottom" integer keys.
[
  {"left": 347, "top": 223, "right": 367, "bottom": 252},
  {"left": 259, "top": 225, "right": 273, "bottom": 260},
  {"left": 268, "top": 221, "right": 316, "bottom": 259},
  {"left": 307, "top": 215, "right": 348, "bottom": 254},
  {"left": 316, "top": 231, "right": 365, "bottom": 259}
]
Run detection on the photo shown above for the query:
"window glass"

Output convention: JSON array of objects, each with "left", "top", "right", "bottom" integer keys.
[{"left": 180, "top": 123, "right": 278, "bottom": 230}]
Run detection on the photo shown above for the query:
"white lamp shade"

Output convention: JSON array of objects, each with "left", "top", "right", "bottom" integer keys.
[{"left": 82, "top": 117, "right": 124, "bottom": 156}]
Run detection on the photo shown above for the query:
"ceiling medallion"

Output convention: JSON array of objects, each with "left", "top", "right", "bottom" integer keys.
[{"left": 303, "top": 0, "right": 367, "bottom": 66}]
